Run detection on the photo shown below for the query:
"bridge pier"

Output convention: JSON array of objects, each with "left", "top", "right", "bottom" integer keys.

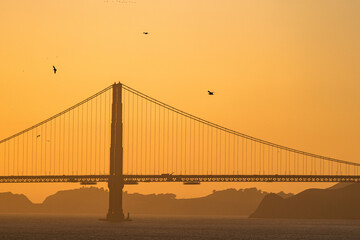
[
  {"left": 106, "top": 82, "right": 125, "bottom": 222},
  {"left": 106, "top": 176, "right": 124, "bottom": 221}
]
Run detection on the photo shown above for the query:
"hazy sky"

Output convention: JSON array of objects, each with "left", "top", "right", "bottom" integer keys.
[{"left": 1, "top": 0, "right": 360, "bottom": 203}]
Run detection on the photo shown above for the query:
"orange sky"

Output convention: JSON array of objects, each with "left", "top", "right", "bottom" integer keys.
[{"left": 1, "top": 0, "right": 360, "bottom": 203}]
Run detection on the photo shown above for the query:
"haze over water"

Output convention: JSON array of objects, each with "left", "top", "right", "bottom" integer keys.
[{"left": 0, "top": 215, "right": 359, "bottom": 240}]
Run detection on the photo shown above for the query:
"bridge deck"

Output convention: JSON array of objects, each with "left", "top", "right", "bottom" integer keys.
[{"left": 0, "top": 175, "right": 359, "bottom": 183}]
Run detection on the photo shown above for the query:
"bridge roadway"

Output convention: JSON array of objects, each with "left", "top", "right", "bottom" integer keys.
[{"left": 0, "top": 175, "right": 360, "bottom": 183}]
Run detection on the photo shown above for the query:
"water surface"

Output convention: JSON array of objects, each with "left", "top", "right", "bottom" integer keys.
[{"left": 0, "top": 214, "right": 359, "bottom": 240}]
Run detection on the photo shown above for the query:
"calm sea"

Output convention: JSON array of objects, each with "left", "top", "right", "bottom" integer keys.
[{"left": 0, "top": 214, "right": 359, "bottom": 240}]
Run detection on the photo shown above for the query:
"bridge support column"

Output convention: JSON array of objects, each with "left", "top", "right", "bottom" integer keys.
[
  {"left": 107, "top": 176, "right": 124, "bottom": 221},
  {"left": 106, "top": 82, "right": 125, "bottom": 221}
]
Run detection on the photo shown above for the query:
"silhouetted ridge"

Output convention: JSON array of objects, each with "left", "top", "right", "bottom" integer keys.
[
  {"left": 327, "top": 182, "right": 353, "bottom": 190},
  {"left": 41, "top": 187, "right": 108, "bottom": 213},
  {"left": 0, "top": 192, "right": 34, "bottom": 212},
  {"left": 0, "top": 187, "right": 292, "bottom": 216},
  {"left": 250, "top": 183, "right": 360, "bottom": 219},
  {"left": 124, "top": 188, "right": 271, "bottom": 216}
]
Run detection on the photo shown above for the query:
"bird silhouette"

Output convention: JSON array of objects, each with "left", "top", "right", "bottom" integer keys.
[
  {"left": 53, "top": 66, "right": 57, "bottom": 74},
  {"left": 143, "top": 32, "right": 149, "bottom": 35},
  {"left": 36, "top": 135, "right": 41, "bottom": 138},
  {"left": 208, "top": 90, "right": 214, "bottom": 95}
]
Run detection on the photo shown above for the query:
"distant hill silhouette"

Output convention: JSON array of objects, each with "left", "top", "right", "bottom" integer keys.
[
  {"left": 250, "top": 183, "right": 360, "bottom": 219},
  {"left": 326, "top": 182, "right": 353, "bottom": 190},
  {"left": 0, "top": 192, "right": 34, "bottom": 212},
  {"left": 41, "top": 187, "right": 108, "bottom": 213},
  {"left": 124, "top": 188, "right": 292, "bottom": 216},
  {"left": 0, "top": 187, "right": 292, "bottom": 216}
]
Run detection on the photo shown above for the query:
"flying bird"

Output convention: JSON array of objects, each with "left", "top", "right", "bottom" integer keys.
[
  {"left": 36, "top": 135, "right": 41, "bottom": 138},
  {"left": 208, "top": 90, "right": 214, "bottom": 95},
  {"left": 53, "top": 66, "right": 57, "bottom": 74},
  {"left": 143, "top": 32, "right": 149, "bottom": 35}
]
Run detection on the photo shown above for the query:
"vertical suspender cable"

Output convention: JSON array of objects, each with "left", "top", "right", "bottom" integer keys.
[
  {"left": 233, "top": 135, "right": 236, "bottom": 174},
  {"left": 81, "top": 104, "right": 84, "bottom": 175},
  {"left": 192, "top": 120, "right": 195, "bottom": 174},
  {"left": 171, "top": 110, "right": 174, "bottom": 174},
  {"left": 145, "top": 97, "right": 148, "bottom": 174},
  {"left": 180, "top": 114, "right": 182, "bottom": 174},
  {"left": 132, "top": 92, "right": 135, "bottom": 174},
  {"left": 127, "top": 90, "right": 130, "bottom": 174},
  {"left": 49, "top": 120, "right": 52, "bottom": 175},
  {"left": 188, "top": 117, "right": 190, "bottom": 174},
  {"left": 26, "top": 132, "right": 29, "bottom": 175},
  {"left": 57, "top": 117, "right": 60, "bottom": 175},
  {"left": 199, "top": 121, "right": 201, "bottom": 174},
  {"left": 225, "top": 132, "right": 227, "bottom": 174},
  {"left": 201, "top": 123, "right": 204, "bottom": 175},
  {"left": 163, "top": 107, "right": 165, "bottom": 173},
  {"left": 236, "top": 136, "right": 239, "bottom": 175},
  {"left": 141, "top": 96, "right": 144, "bottom": 175},
  {"left": 8, "top": 140, "right": 10, "bottom": 175},
  {"left": 219, "top": 130, "right": 222, "bottom": 174},
  {"left": 86, "top": 102, "right": 89, "bottom": 175},
  {"left": 15, "top": 136, "right": 17, "bottom": 175},
  {"left": 242, "top": 138, "right": 244, "bottom": 175},
  {"left": 22, "top": 133, "right": 24, "bottom": 175},
  {"left": 158, "top": 104, "right": 161, "bottom": 174},
  {"left": 98, "top": 95, "right": 101, "bottom": 174},
  {"left": 150, "top": 100, "right": 153, "bottom": 174},
  {"left": 174, "top": 111, "right": 177, "bottom": 174},
  {"left": 154, "top": 103, "right": 156, "bottom": 175},
  {"left": 184, "top": 117, "right": 187, "bottom": 175},
  {"left": 168, "top": 110, "right": 170, "bottom": 174},
  {"left": 72, "top": 106, "right": 75, "bottom": 174},
  {"left": 40, "top": 126, "right": 43, "bottom": 175},
  {"left": 136, "top": 94, "right": 139, "bottom": 175},
  {"left": 68, "top": 112, "right": 71, "bottom": 175},
  {"left": 95, "top": 97, "right": 98, "bottom": 175}
]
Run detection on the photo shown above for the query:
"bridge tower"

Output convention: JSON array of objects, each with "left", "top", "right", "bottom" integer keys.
[{"left": 106, "top": 82, "right": 125, "bottom": 221}]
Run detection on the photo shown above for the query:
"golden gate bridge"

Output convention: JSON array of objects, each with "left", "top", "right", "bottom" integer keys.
[{"left": 0, "top": 82, "right": 359, "bottom": 220}]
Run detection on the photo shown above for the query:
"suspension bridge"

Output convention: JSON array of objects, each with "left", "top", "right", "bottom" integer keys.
[{"left": 1, "top": 82, "right": 359, "bottom": 220}]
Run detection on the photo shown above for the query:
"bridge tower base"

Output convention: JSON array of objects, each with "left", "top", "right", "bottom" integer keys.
[
  {"left": 106, "top": 82, "right": 125, "bottom": 222},
  {"left": 106, "top": 176, "right": 124, "bottom": 221}
]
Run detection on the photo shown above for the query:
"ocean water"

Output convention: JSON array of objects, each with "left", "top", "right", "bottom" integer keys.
[{"left": 0, "top": 214, "right": 359, "bottom": 240}]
